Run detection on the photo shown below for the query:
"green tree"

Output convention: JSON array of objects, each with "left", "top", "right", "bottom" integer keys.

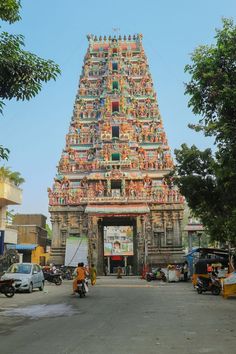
[
  {"left": 46, "top": 224, "right": 52, "bottom": 240},
  {"left": 173, "top": 18, "right": 236, "bottom": 245},
  {"left": 0, "top": 166, "right": 25, "bottom": 186},
  {"left": 0, "top": 0, "right": 60, "bottom": 160}
]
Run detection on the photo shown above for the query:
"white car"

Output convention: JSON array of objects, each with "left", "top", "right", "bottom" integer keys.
[{"left": 1, "top": 263, "right": 44, "bottom": 293}]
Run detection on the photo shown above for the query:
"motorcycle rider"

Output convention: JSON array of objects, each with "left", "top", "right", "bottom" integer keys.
[{"left": 72, "top": 262, "right": 87, "bottom": 295}]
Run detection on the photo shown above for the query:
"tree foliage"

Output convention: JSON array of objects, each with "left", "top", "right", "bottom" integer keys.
[
  {"left": 0, "top": 0, "right": 21, "bottom": 24},
  {"left": 0, "top": 166, "right": 25, "bottom": 186},
  {"left": 0, "top": 0, "right": 60, "bottom": 160},
  {"left": 46, "top": 224, "right": 52, "bottom": 239},
  {"left": 173, "top": 19, "right": 236, "bottom": 245}
]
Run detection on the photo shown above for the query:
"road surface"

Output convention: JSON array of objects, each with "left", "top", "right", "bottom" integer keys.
[{"left": 0, "top": 277, "right": 236, "bottom": 354}]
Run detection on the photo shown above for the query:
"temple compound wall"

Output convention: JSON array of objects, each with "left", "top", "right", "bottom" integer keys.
[{"left": 48, "top": 34, "right": 185, "bottom": 274}]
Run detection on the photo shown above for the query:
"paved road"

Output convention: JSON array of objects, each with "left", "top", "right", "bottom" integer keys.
[{"left": 0, "top": 277, "right": 236, "bottom": 354}]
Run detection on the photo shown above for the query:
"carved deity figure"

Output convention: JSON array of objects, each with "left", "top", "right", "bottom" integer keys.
[
  {"left": 128, "top": 180, "right": 136, "bottom": 197},
  {"left": 105, "top": 97, "right": 111, "bottom": 114},
  {"left": 96, "top": 180, "right": 105, "bottom": 197},
  {"left": 143, "top": 174, "right": 152, "bottom": 188},
  {"left": 81, "top": 176, "right": 88, "bottom": 188}
]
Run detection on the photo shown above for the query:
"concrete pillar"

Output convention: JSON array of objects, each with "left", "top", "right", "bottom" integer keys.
[{"left": 0, "top": 206, "right": 7, "bottom": 230}]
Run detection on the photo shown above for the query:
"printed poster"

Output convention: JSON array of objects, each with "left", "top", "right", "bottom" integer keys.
[
  {"left": 104, "top": 226, "right": 134, "bottom": 256},
  {"left": 65, "top": 236, "right": 88, "bottom": 267}
]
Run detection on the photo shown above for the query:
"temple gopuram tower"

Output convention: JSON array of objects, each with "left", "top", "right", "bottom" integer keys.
[{"left": 48, "top": 34, "right": 185, "bottom": 274}]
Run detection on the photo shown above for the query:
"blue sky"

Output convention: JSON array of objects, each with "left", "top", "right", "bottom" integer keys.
[{"left": 0, "top": 0, "right": 235, "bottom": 222}]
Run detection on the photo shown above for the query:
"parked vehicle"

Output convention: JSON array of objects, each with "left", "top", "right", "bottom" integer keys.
[
  {"left": 146, "top": 268, "right": 167, "bottom": 282},
  {"left": 60, "top": 266, "right": 73, "bottom": 280},
  {"left": 0, "top": 279, "right": 15, "bottom": 297},
  {"left": 1, "top": 263, "right": 44, "bottom": 293},
  {"left": 196, "top": 274, "right": 221, "bottom": 295},
  {"left": 43, "top": 270, "right": 62, "bottom": 285},
  {"left": 192, "top": 255, "right": 228, "bottom": 287}
]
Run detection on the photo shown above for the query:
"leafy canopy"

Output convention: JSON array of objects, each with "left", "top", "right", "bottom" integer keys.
[
  {"left": 0, "top": 0, "right": 60, "bottom": 160},
  {"left": 173, "top": 19, "right": 236, "bottom": 245},
  {"left": 0, "top": 166, "right": 25, "bottom": 186}
]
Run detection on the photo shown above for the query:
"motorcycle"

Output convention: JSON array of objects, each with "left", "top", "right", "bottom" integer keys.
[
  {"left": 43, "top": 271, "right": 62, "bottom": 285},
  {"left": 0, "top": 279, "right": 15, "bottom": 297},
  {"left": 76, "top": 279, "right": 87, "bottom": 298},
  {"left": 146, "top": 268, "right": 167, "bottom": 282},
  {"left": 196, "top": 274, "right": 221, "bottom": 295},
  {"left": 60, "top": 266, "right": 73, "bottom": 280}
]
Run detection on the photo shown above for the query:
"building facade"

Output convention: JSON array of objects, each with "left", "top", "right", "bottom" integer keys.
[
  {"left": 48, "top": 34, "right": 185, "bottom": 274},
  {"left": 0, "top": 178, "right": 22, "bottom": 254},
  {"left": 12, "top": 214, "right": 48, "bottom": 264}
]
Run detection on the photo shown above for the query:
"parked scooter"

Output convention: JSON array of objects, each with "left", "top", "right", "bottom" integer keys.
[
  {"left": 196, "top": 274, "right": 221, "bottom": 295},
  {"left": 146, "top": 268, "right": 167, "bottom": 282},
  {"left": 43, "top": 270, "right": 62, "bottom": 285},
  {"left": 0, "top": 279, "right": 15, "bottom": 297}
]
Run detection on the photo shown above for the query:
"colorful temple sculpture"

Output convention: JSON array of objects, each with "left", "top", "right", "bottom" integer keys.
[{"left": 48, "top": 34, "right": 185, "bottom": 274}]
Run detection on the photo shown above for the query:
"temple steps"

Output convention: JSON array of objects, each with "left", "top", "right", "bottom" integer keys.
[
  {"left": 147, "top": 246, "right": 184, "bottom": 255},
  {"left": 50, "top": 247, "right": 66, "bottom": 257}
]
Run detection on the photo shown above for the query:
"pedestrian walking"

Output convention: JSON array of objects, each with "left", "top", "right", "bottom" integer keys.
[
  {"left": 117, "top": 266, "right": 122, "bottom": 279},
  {"left": 104, "top": 265, "right": 108, "bottom": 276},
  {"left": 90, "top": 263, "right": 97, "bottom": 286},
  {"left": 125, "top": 265, "right": 129, "bottom": 276},
  {"left": 183, "top": 261, "right": 189, "bottom": 282}
]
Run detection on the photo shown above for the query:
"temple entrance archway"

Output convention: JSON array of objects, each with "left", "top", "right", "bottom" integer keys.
[{"left": 98, "top": 217, "right": 138, "bottom": 275}]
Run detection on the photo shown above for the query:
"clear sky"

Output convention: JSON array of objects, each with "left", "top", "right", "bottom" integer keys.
[{"left": 0, "top": 0, "right": 235, "bottom": 222}]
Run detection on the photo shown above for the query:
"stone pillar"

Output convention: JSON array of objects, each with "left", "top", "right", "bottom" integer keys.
[
  {"left": 49, "top": 214, "right": 65, "bottom": 265},
  {"left": 51, "top": 214, "right": 61, "bottom": 248},
  {"left": 87, "top": 215, "right": 95, "bottom": 265},
  {"left": 134, "top": 216, "right": 141, "bottom": 274},
  {"left": 162, "top": 212, "right": 167, "bottom": 247},
  {"left": 140, "top": 215, "right": 145, "bottom": 268},
  {"left": 97, "top": 218, "right": 104, "bottom": 275},
  {"left": 174, "top": 212, "right": 182, "bottom": 247},
  {"left": 175, "top": 218, "right": 181, "bottom": 246},
  {"left": 87, "top": 216, "right": 104, "bottom": 275}
]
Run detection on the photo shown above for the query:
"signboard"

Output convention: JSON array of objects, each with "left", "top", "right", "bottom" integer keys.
[
  {"left": 0, "top": 230, "right": 4, "bottom": 255},
  {"left": 104, "top": 226, "right": 133, "bottom": 256},
  {"left": 65, "top": 235, "right": 88, "bottom": 267}
]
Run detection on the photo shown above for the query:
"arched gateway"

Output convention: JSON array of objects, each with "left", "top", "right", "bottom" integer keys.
[{"left": 48, "top": 34, "right": 185, "bottom": 274}]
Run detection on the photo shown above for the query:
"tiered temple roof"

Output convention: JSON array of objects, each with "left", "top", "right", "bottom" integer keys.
[{"left": 48, "top": 34, "right": 183, "bottom": 208}]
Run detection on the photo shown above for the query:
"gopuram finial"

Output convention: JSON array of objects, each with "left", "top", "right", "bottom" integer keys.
[
  {"left": 137, "top": 33, "right": 143, "bottom": 41},
  {"left": 87, "top": 34, "right": 94, "bottom": 42}
]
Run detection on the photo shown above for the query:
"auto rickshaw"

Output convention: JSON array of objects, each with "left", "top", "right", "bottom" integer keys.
[
  {"left": 192, "top": 259, "right": 226, "bottom": 287},
  {"left": 192, "top": 259, "right": 209, "bottom": 287}
]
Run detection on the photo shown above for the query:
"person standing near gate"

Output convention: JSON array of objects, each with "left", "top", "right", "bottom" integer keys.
[
  {"left": 183, "top": 261, "right": 189, "bottom": 282},
  {"left": 117, "top": 266, "right": 122, "bottom": 279},
  {"left": 125, "top": 265, "right": 129, "bottom": 276},
  {"left": 90, "top": 264, "right": 97, "bottom": 286}
]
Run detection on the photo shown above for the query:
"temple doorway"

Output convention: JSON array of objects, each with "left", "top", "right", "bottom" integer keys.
[{"left": 101, "top": 217, "right": 137, "bottom": 275}]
